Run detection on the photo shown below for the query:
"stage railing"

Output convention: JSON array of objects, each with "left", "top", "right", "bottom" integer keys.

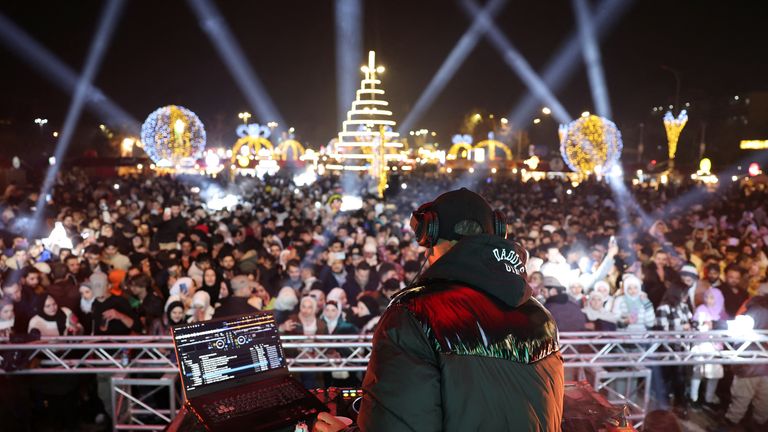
[
  {"left": 1, "top": 330, "right": 767, "bottom": 374},
  {"left": 2, "top": 331, "right": 767, "bottom": 430}
]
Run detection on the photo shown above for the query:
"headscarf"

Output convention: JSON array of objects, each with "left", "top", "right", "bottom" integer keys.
[
  {"left": 166, "top": 301, "right": 187, "bottom": 326},
  {"left": 89, "top": 273, "right": 109, "bottom": 299},
  {"left": 582, "top": 291, "right": 618, "bottom": 323},
  {"left": 327, "top": 288, "right": 347, "bottom": 308},
  {"left": 621, "top": 274, "right": 645, "bottom": 315},
  {"left": 200, "top": 270, "right": 225, "bottom": 304},
  {"left": 694, "top": 287, "right": 725, "bottom": 322},
  {"left": 274, "top": 287, "right": 299, "bottom": 311},
  {"left": 35, "top": 294, "right": 66, "bottom": 335},
  {"left": 0, "top": 297, "right": 15, "bottom": 333},
  {"left": 322, "top": 301, "right": 341, "bottom": 334},
  {"left": 191, "top": 291, "right": 214, "bottom": 322},
  {"left": 80, "top": 284, "right": 95, "bottom": 314}
]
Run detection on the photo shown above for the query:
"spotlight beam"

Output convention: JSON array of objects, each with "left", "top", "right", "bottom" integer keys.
[
  {"left": 0, "top": 12, "right": 139, "bottom": 132},
  {"left": 335, "top": 0, "right": 364, "bottom": 126},
  {"left": 29, "top": 0, "right": 126, "bottom": 238},
  {"left": 398, "top": 0, "right": 507, "bottom": 135},
  {"left": 572, "top": 0, "right": 612, "bottom": 119},
  {"left": 187, "top": 0, "right": 285, "bottom": 130},
  {"left": 508, "top": 0, "right": 633, "bottom": 126},
  {"left": 460, "top": 0, "right": 571, "bottom": 124}
]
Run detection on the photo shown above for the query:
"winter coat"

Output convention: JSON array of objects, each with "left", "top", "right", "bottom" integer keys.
[{"left": 354, "top": 234, "right": 564, "bottom": 431}]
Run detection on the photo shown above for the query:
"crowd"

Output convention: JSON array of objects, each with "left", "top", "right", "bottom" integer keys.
[{"left": 0, "top": 167, "right": 767, "bottom": 430}]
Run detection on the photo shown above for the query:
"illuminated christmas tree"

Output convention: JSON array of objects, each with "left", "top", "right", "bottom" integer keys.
[{"left": 336, "top": 50, "right": 403, "bottom": 196}]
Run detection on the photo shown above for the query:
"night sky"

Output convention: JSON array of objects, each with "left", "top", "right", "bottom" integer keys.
[{"left": 1, "top": 0, "right": 767, "bottom": 164}]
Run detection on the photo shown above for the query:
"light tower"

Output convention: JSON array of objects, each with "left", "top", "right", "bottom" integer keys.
[{"left": 336, "top": 50, "right": 404, "bottom": 196}]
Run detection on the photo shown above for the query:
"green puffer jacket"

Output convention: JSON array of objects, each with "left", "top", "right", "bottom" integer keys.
[{"left": 352, "top": 234, "right": 564, "bottom": 431}]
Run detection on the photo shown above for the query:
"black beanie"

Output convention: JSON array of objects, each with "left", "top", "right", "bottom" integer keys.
[{"left": 429, "top": 188, "right": 495, "bottom": 241}]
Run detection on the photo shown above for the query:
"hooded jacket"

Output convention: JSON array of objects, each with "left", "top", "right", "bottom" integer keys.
[{"left": 355, "top": 234, "right": 563, "bottom": 431}]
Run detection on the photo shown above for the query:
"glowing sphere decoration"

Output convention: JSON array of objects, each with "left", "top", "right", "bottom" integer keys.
[
  {"left": 559, "top": 114, "right": 623, "bottom": 175},
  {"left": 140, "top": 105, "right": 206, "bottom": 166}
]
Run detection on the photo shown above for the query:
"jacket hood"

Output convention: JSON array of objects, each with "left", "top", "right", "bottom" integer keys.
[{"left": 418, "top": 234, "right": 531, "bottom": 308}]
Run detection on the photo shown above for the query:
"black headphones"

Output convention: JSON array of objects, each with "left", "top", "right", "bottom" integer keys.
[{"left": 410, "top": 203, "right": 507, "bottom": 248}]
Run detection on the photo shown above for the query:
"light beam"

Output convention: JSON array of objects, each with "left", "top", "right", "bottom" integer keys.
[
  {"left": 461, "top": 0, "right": 571, "bottom": 124},
  {"left": 398, "top": 0, "right": 507, "bottom": 135},
  {"left": 572, "top": 0, "right": 612, "bottom": 119},
  {"left": 29, "top": 0, "right": 126, "bottom": 238},
  {"left": 187, "top": 0, "right": 286, "bottom": 131},
  {"left": 334, "top": 0, "right": 364, "bottom": 126},
  {"left": 0, "top": 12, "right": 139, "bottom": 132},
  {"left": 508, "top": 0, "right": 633, "bottom": 126}
]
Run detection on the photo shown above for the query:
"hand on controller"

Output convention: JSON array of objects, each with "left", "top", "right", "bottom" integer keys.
[{"left": 312, "top": 412, "right": 352, "bottom": 432}]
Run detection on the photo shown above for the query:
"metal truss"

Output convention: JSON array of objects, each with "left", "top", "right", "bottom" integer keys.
[
  {"left": 2, "top": 331, "right": 766, "bottom": 374},
  {"left": 2, "top": 331, "right": 766, "bottom": 429}
]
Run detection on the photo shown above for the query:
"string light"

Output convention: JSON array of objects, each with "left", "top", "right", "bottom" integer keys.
[
  {"left": 663, "top": 110, "right": 688, "bottom": 168},
  {"left": 140, "top": 105, "right": 206, "bottom": 166},
  {"left": 336, "top": 51, "right": 403, "bottom": 196},
  {"left": 559, "top": 114, "right": 623, "bottom": 175}
]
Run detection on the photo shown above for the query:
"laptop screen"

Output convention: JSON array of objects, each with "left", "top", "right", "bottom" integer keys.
[{"left": 172, "top": 312, "right": 287, "bottom": 397}]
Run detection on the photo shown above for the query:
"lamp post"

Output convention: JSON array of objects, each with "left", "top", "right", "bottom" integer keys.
[{"left": 238, "top": 112, "right": 251, "bottom": 124}]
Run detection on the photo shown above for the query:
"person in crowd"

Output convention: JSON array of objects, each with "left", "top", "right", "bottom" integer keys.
[
  {"left": 28, "top": 294, "right": 82, "bottom": 336},
  {"left": 189, "top": 291, "right": 215, "bottom": 323},
  {"left": 280, "top": 259, "right": 303, "bottom": 292},
  {"left": 613, "top": 275, "right": 656, "bottom": 331},
  {"left": 248, "top": 280, "right": 273, "bottom": 310},
  {"left": 127, "top": 274, "right": 163, "bottom": 331},
  {"left": 582, "top": 291, "right": 618, "bottom": 331},
  {"left": 326, "top": 287, "right": 350, "bottom": 319},
  {"left": 90, "top": 273, "right": 137, "bottom": 335},
  {"left": 348, "top": 294, "right": 381, "bottom": 334},
  {"left": 320, "top": 257, "right": 348, "bottom": 293},
  {"left": 199, "top": 267, "right": 227, "bottom": 306},
  {"left": 273, "top": 286, "right": 299, "bottom": 324},
  {"left": 281, "top": 295, "right": 327, "bottom": 336},
  {"left": 704, "top": 263, "right": 723, "bottom": 289},
  {"left": 544, "top": 276, "right": 587, "bottom": 332},
  {"left": 308, "top": 288, "right": 326, "bottom": 315},
  {"left": 46, "top": 262, "right": 81, "bottom": 315},
  {"left": 720, "top": 264, "right": 748, "bottom": 319},
  {"left": 690, "top": 288, "right": 727, "bottom": 407},
  {"left": 0, "top": 296, "right": 16, "bottom": 337},
  {"left": 655, "top": 282, "right": 694, "bottom": 332},
  {"left": 341, "top": 262, "right": 378, "bottom": 301},
  {"left": 678, "top": 263, "right": 702, "bottom": 312},
  {"left": 723, "top": 293, "right": 768, "bottom": 428},
  {"left": 643, "top": 250, "right": 681, "bottom": 309},
  {"left": 213, "top": 275, "right": 260, "bottom": 319},
  {"left": 592, "top": 280, "right": 615, "bottom": 312},
  {"left": 567, "top": 281, "right": 587, "bottom": 308}
]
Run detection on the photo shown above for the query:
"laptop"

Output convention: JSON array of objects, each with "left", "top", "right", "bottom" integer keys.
[{"left": 171, "top": 311, "right": 328, "bottom": 431}]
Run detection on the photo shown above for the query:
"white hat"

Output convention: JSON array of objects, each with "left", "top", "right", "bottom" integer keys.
[{"left": 680, "top": 264, "right": 698, "bottom": 278}]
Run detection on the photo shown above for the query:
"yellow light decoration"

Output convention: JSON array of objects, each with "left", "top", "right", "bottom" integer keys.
[
  {"left": 740, "top": 140, "right": 768, "bottom": 150},
  {"left": 231, "top": 135, "right": 274, "bottom": 169},
  {"left": 699, "top": 158, "right": 711, "bottom": 174},
  {"left": 474, "top": 139, "right": 512, "bottom": 160},
  {"left": 663, "top": 110, "right": 688, "bottom": 168},
  {"left": 275, "top": 139, "right": 306, "bottom": 161},
  {"left": 559, "top": 114, "right": 623, "bottom": 175},
  {"left": 447, "top": 141, "right": 473, "bottom": 160}
]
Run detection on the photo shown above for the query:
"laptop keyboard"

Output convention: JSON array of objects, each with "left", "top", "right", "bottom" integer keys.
[{"left": 203, "top": 380, "right": 311, "bottom": 423}]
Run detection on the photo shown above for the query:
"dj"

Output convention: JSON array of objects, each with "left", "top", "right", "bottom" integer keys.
[{"left": 314, "top": 188, "right": 564, "bottom": 431}]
